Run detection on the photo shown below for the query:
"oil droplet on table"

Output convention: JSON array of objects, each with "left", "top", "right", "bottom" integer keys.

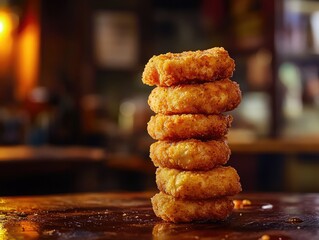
[{"left": 286, "top": 217, "right": 303, "bottom": 224}]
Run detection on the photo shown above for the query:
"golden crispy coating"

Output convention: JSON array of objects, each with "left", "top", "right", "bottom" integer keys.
[
  {"left": 147, "top": 114, "right": 232, "bottom": 141},
  {"left": 142, "top": 47, "right": 235, "bottom": 87},
  {"left": 156, "top": 166, "right": 241, "bottom": 199},
  {"left": 148, "top": 79, "right": 241, "bottom": 115},
  {"left": 150, "top": 139, "right": 230, "bottom": 171},
  {"left": 151, "top": 192, "right": 234, "bottom": 223}
]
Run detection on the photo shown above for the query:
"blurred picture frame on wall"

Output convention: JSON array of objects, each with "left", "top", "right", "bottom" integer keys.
[{"left": 93, "top": 11, "right": 139, "bottom": 70}]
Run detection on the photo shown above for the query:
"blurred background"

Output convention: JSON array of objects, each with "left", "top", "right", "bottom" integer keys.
[{"left": 0, "top": 0, "right": 319, "bottom": 195}]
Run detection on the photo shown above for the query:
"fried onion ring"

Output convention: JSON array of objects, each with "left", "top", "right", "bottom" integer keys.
[
  {"left": 150, "top": 139, "right": 230, "bottom": 171},
  {"left": 151, "top": 192, "right": 234, "bottom": 223},
  {"left": 142, "top": 47, "right": 235, "bottom": 87},
  {"left": 147, "top": 114, "right": 232, "bottom": 140},
  {"left": 148, "top": 79, "right": 241, "bottom": 114},
  {"left": 156, "top": 166, "right": 241, "bottom": 199}
]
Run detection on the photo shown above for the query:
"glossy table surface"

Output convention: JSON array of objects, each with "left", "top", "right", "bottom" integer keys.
[{"left": 0, "top": 192, "right": 318, "bottom": 239}]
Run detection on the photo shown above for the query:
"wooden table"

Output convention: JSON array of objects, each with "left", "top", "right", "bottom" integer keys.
[{"left": 0, "top": 192, "right": 318, "bottom": 239}]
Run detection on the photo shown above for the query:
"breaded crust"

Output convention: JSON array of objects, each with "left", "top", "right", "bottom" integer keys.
[
  {"left": 151, "top": 192, "right": 234, "bottom": 223},
  {"left": 156, "top": 166, "right": 241, "bottom": 199},
  {"left": 142, "top": 47, "right": 235, "bottom": 87},
  {"left": 147, "top": 114, "right": 232, "bottom": 140},
  {"left": 150, "top": 139, "right": 230, "bottom": 171},
  {"left": 148, "top": 79, "right": 241, "bottom": 114}
]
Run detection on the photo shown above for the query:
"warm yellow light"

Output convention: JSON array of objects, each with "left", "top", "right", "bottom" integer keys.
[
  {"left": 16, "top": 23, "right": 40, "bottom": 100},
  {"left": 14, "top": 0, "right": 40, "bottom": 101},
  {"left": 0, "top": 11, "right": 13, "bottom": 37},
  {"left": 0, "top": 21, "right": 4, "bottom": 33},
  {"left": 0, "top": 10, "right": 15, "bottom": 76}
]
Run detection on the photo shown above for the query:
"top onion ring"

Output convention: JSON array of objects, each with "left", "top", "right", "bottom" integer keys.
[{"left": 142, "top": 47, "right": 235, "bottom": 87}]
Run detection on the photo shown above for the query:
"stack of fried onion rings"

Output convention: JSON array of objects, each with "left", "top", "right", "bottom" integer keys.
[{"left": 143, "top": 47, "right": 242, "bottom": 223}]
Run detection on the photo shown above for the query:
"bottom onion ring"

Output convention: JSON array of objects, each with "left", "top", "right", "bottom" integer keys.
[
  {"left": 151, "top": 192, "right": 234, "bottom": 223},
  {"left": 156, "top": 166, "right": 241, "bottom": 199},
  {"left": 150, "top": 139, "right": 230, "bottom": 170}
]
